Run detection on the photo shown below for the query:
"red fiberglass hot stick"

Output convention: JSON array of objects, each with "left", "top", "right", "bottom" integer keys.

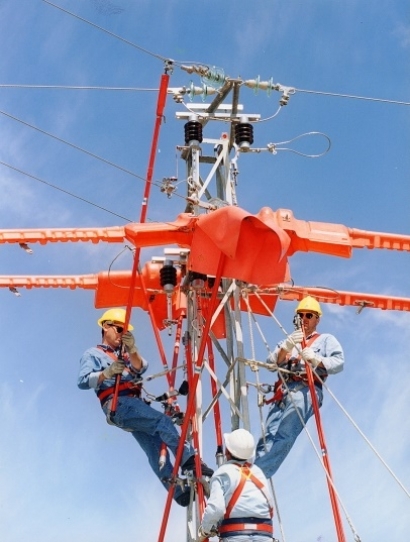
[
  {"left": 110, "top": 69, "right": 171, "bottom": 419},
  {"left": 296, "top": 315, "right": 347, "bottom": 542}
]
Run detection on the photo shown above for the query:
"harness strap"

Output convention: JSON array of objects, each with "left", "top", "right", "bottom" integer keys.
[
  {"left": 97, "top": 381, "right": 141, "bottom": 405},
  {"left": 269, "top": 334, "right": 322, "bottom": 403},
  {"left": 96, "top": 345, "right": 141, "bottom": 406},
  {"left": 224, "top": 463, "right": 273, "bottom": 519},
  {"left": 224, "top": 467, "right": 248, "bottom": 518},
  {"left": 219, "top": 522, "right": 273, "bottom": 535}
]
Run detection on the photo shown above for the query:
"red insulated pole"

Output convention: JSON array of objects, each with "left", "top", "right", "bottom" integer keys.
[
  {"left": 157, "top": 255, "right": 225, "bottom": 542},
  {"left": 110, "top": 71, "right": 170, "bottom": 416},
  {"left": 302, "top": 334, "right": 346, "bottom": 542},
  {"left": 207, "top": 337, "right": 224, "bottom": 458}
]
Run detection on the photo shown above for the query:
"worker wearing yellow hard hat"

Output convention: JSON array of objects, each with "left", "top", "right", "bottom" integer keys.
[
  {"left": 97, "top": 308, "right": 134, "bottom": 330},
  {"left": 254, "top": 296, "right": 344, "bottom": 478},
  {"left": 78, "top": 307, "right": 213, "bottom": 507},
  {"left": 295, "top": 295, "right": 322, "bottom": 316}
]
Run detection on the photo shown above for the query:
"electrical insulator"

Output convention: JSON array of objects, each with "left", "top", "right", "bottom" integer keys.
[
  {"left": 184, "top": 119, "right": 203, "bottom": 146},
  {"left": 189, "top": 271, "right": 207, "bottom": 289},
  {"left": 235, "top": 121, "right": 254, "bottom": 150},
  {"left": 160, "top": 260, "right": 177, "bottom": 333},
  {"left": 215, "top": 445, "right": 224, "bottom": 467},
  {"left": 160, "top": 260, "right": 177, "bottom": 294},
  {"left": 201, "top": 66, "right": 225, "bottom": 89}
]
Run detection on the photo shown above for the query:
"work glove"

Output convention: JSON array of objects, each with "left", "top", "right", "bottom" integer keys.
[
  {"left": 102, "top": 361, "right": 125, "bottom": 379},
  {"left": 197, "top": 526, "right": 211, "bottom": 542},
  {"left": 265, "top": 352, "right": 277, "bottom": 372},
  {"left": 282, "top": 329, "right": 304, "bottom": 352},
  {"left": 122, "top": 331, "right": 137, "bottom": 354},
  {"left": 301, "top": 347, "right": 320, "bottom": 367}
]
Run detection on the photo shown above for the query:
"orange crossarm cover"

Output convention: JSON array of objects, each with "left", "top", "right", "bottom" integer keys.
[
  {"left": 0, "top": 275, "right": 98, "bottom": 289},
  {"left": 1, "top": 274, "right": 409, "bottom": 313},
  {"left": 270, "top": 208, "right": 410, "bottom": 257},
  {"left": 0, "top": 226, "right": 125, "bottom": 244},
  {"left": 0, "top": 208, "right": 409, "bottom": 259},
  {"left": 278, "top": 286, "right": 410, "bottom": 312}
]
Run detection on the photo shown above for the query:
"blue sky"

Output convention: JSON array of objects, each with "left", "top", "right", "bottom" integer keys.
[{"left": 0, "top": 1, "right": 409, "bottom": 541}]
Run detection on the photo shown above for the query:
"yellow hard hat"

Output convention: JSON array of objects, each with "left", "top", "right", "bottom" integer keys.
[
  {"left": 97, "top": 308, "right": 134, "bottom": 330},
  {"left": 296, "top": 296, "right": 322, "bottom": 316}
]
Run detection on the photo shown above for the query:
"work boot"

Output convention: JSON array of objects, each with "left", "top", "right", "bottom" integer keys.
[
  {"left": 181, "top": 456, "right": 214, "bottom": 478},
  {"left": 175, "top": 489, "right": 192, "bottom": 507}
]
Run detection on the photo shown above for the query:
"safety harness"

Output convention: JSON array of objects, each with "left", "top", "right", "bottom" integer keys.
[
  {"left": 96, "top": 346, "right": 142, "bottom": 407},
  {"left": 266, "top": 333, "right": 324, "bottom": 406},
  {"left": 218, "top": 462, "right": 273, "bottom": 539}
]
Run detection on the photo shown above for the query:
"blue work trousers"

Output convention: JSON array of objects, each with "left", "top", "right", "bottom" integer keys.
[
  {"left": 103, "top": 395, "right": 194, "bottom": 499},
  {"left": 254, "top": 382, "right": 323, "bottom": 478}
]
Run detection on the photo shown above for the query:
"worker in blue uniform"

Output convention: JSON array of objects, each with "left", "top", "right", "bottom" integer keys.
[
  {"left": 198, "top": 428, "right": 274, "bottom": 542},
  {"left": 255, "top": 296, "right": 344, "bottom": 478},
  {"left": 78, "top": 308, "right": 213, "bottom": 507}
]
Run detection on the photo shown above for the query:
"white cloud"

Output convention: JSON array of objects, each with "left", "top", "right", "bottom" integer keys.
[{"left": 393, "top": 23, "right": 410, "bottom": 49}]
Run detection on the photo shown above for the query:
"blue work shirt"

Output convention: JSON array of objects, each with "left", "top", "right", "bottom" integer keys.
[
  {"left": 77, "top": 344, "right": 148, "bottom": 395},
  {"left": 269, "top": 331, "right": 344, "bottom": 375}
]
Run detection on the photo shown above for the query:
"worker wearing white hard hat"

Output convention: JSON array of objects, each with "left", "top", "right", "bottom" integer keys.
[{"left": 198, "top": 429, "right": 275, "bottom": 542}]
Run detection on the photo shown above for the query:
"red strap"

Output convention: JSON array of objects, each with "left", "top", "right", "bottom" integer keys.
[
  {"left": 219, "top": 522, "right": 273, "bottom": 534},
  {"left": 97, "top": 381, "right": 141, "bottom": 404},
  {"left": 224, "top": 464, "right": 273, "bottom": 519},
  {"left": 97, "top": 345, "right": 119, "bottom": 361},
  {"left": 287, "top": 333, "right": 320, "bottom": 362},
  {"left": 269, "top": 333, "right": 322, "bottom": 396},
  {"left": 304, "top": 333, "right": 320, "bottom": 349},
  {"left": 96, "top": 346, "right": 140, "bottom": 404},
  {"left": 225, "top": 468, "right": 248, "bottom": 518}
]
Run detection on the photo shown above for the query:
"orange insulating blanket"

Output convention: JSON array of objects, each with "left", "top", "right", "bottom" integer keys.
[{"left": 125, "top": 206, "right": 291, "bottom": 285}]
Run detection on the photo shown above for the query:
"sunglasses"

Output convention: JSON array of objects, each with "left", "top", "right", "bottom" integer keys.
[
  {"left": 106, "top": 323, "right": 124, "bottom": 333},
  {"left": 298, "top": 312, "right": 316, "bottom": 320}
]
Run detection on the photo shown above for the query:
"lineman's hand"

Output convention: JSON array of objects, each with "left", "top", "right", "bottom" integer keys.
[
  {"left": 301, "top": 347, "right": 320, "bottom": 367},
  {"left": 122, "top": 331, "right": 137, "bottom": 354},
  {"left": 102, "top": 361, "right": 125, "bottom": 379},
  {"left": 197, "top": 526, "right": 211, "bottom": 542},
  {"left": 283, "top": 329, "right": 304, "bottom": 352}
]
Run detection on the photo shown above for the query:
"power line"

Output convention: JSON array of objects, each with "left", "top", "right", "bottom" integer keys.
[
  {"left": 0, "top": 84, "right": 158, "bottom": 91},
  {"left": 2, "top": 82, "right": 408, "bottom": 108},
  {"left": 0, "top": 108, "right": 147, "bottom": 183},
  {"left": 295, "top": 87, "right": 410, "bottom": 106},
  {"left": 0, "top": 108, "right": 192, "bottom": 214},
  {"left": 42, "top": 0, "right": 170, "bottom": 64},
  {"left": 0, "top": 159, "right": 133, "bottom": 222},
  {"left": 20, "top": 3, "right": 410, "bottom": 108}
]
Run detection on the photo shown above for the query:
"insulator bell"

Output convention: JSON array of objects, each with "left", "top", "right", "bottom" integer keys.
[
  {"left": 184, "top": 120, "right": 203, "bottom": 145},
  {"left": 235, "top": 122, "right": 254, "bottom": 149},
  {"left": 160, "top": 260, "right": 177, "bottom": 293},
  {"left": 189, "top": 271, "right": 207, "bottom": 289}
]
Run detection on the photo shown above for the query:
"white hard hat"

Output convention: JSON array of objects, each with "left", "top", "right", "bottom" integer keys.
[{"left": 224, "top": 428, "right": 255, "bottom": 460}]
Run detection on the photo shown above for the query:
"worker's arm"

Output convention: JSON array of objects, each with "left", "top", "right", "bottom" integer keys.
[
  {"left": 122, "top": 331, "right": 148, "bottom": 373},
  {"left": 302, "top": 333, "right": 344, "bottom": 374},
  {"left": 78, "top": 347, "right": 127, "bottom": 389},
  {"left": 267, "top": 329, "right": 304, "bottom": 365},
  {"left": 200, "top": 474, "right": 226, "bottom": 535}
]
